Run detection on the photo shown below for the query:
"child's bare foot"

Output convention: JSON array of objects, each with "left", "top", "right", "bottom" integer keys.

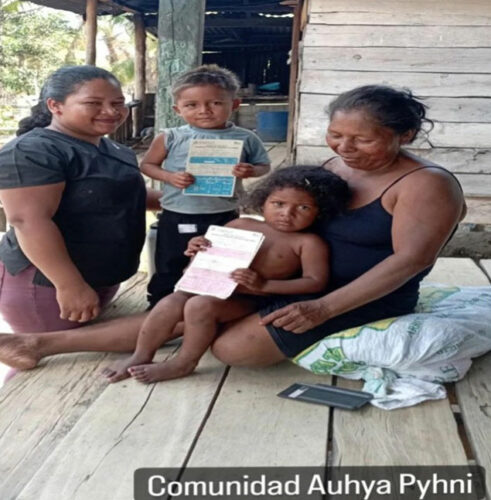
[
  {"left": 0, "top": 333, "right": 40, "bottom": 370},
  {"left": 102, "top": 353, "right": 152, "bottom": 383},
  {"left": 127, "top": 358, "right": 197, "bottom": 384}
]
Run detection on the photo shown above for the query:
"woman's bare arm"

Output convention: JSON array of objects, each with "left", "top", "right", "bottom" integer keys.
[
  {"left": 261, "top": 170, "right": 464, "bottom": 332},
  {"left": 145, "top": 187, "right": 162, "bottom": 211},
  {"left": 0, "top": 184, "right": 100, "bottom": 322}
]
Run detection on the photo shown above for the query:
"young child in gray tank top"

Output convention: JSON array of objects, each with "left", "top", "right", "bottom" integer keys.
[{"left": 140, "top": 65, "right": 271, "bottom": 306}]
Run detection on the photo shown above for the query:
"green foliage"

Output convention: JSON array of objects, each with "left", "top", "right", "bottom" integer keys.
[
  {"left": 0, "top": 6, "right": 82, "bottom": 95},
  {"left": 97, "top": 14, "right": 135, "bottom": 86},
  {"left": 0, "top": 103, "right": 17, "bottom": 132},
  {"left": 111, "top": 59, "right": 135, "bottom": 86},
  {"left": 0, "top": 3, "right": 154, "bottom": 135},
  {"left": 0, "top": 0, "right": 23, "bottom": 14}
]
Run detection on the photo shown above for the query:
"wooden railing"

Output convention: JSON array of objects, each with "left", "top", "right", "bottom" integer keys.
[{"left": 110, "top": 100, "right": 142, "bottom": 144}]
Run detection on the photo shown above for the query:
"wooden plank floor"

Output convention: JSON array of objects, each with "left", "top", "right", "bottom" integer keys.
[
  {"left": 333, "top": 259, "right": 489, "bottom": 468},
  {"left": 456, "top": 258, "right": 491, "bottom": 500},
  {"left": 0, "top": 258, "right": 490, "bottom": 500}
]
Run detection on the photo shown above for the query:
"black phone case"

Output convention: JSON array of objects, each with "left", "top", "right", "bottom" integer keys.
[{"left": 277, "top": 382, "right": 373, "bottom": 410}]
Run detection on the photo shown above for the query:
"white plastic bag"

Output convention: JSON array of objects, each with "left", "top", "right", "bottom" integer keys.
[{"left": 293, "top": 285, "right": 491, "bottom": 409}]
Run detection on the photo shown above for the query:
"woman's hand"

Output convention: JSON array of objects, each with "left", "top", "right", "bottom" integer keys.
[
  {"left": 230, "top": 268, "right": 266, "bottom": 292},
  {"left": 260, "top": 299, "right": 330, "bottom": 333},
  {"left": 168, "top": 172, "right": 195, "bottom": 189},
  {"left": 56, "top": 281, "right": 101, "bottom": 322},
  {"left": 184, "top": 236, "right": 211, "bottom": 257}
]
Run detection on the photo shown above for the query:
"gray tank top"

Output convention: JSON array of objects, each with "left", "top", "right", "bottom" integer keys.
[{"left": 159, "top": 123, "right": 270, "bottom": 214}]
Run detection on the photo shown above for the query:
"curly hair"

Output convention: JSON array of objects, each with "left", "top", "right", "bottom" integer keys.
[
  {"left": 171, "top": 64, "right": 241, "bottom": 101},
  {"left": 241, "top": 165, "right": 351, "bottom": 219}
]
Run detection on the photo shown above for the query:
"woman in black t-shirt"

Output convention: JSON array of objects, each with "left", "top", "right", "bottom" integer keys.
[{"left": 0, "top": 66, "right": 149, "bottom": 333}]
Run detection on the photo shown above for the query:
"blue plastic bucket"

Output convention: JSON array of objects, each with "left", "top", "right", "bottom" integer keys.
[{"left": 256, "top": 111, "right": 288, "bottom": 142}]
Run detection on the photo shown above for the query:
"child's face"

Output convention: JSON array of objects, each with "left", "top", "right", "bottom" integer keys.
[
  {"left": 173, "top": 84, "right": 240, "bottom": 129},
  {"left": 262, "top": 188, "right": 319, "bottom": 232}
]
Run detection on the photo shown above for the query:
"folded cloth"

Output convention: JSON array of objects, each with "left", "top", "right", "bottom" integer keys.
[{"left": 292, "top": 285, "right": 491, "bottom": 409}]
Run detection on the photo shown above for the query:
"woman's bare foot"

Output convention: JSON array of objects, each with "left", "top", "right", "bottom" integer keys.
[
  {"left": 102, "top": 353, "right": 152, "bottom": 383},
  {"left": 0, "top": 333, "right": 40, "bottom": 370},
  {"left": 127, "top": 358, "right": 197, "bottom": 384}
]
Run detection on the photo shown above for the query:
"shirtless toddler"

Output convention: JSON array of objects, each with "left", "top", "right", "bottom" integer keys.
[{"left": 102, "top": 166, "right": 350, "bottom": 383}]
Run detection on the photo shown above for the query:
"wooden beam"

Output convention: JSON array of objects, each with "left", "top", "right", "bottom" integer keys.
[
  {"left": 309, "top": 0, "right": 491, "bottom": 26},
  {"left": 156, "top": 0, "right": 206, "bottom": 131},
  {"left": 0, "top": 209, "right": 6, "bottom": 232},
  {"left": 99, "top": 0, "right": 139, "bottom": 15},
  {"left": 300, "top": 69, "right": 491, "bottom": 97},
  {"left": 303, "top": 24, "right": 491, "bottom": 48},
  {"left": 286, "top": 0, "right": 302, "bottom": 162},
  {"left": 205, "top": 16, "right": 292, "bottom": 28},
  {"left": 85, "top": 0, "right": 98, "bottom": 65},
  {"left": 303, "top": 46, "right": 491, "bottom": 73},
  {"left": 204, "top": 41, "right": 291, "bottom": 49},
  {"left": 205, "top": 3, "right": 290, "bottom": 13},
  {"left": 133, "top": 13, "right": 146, "bottom": 138}
]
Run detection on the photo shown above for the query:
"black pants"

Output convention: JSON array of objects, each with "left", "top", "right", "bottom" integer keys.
[{"left": 147, "top": 209, "right": 237, "bottom": 307}]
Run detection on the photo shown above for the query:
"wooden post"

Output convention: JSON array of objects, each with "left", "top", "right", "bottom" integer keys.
[
  {"left": 133, "top": 13, "right": 146, "bottom": 138},
  {"left": 85, "top": 0, "right": 98, "bottom": 65},
  {"left": 0, "top": 210, "right": 6, "bottom": 232},
  {"left": 155, "top": 0, "right": 205, "bottom": 132},
  {"left": 286, "top": 0, "right": 303, "bottom": 163}
]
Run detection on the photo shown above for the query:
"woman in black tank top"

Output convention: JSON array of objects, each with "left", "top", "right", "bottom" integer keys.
[
  {"left": 0, "top": 85, "right": 467, "bottom": 374},
  {"left": 213, "top": 85, "right": 466, "bottom": 359}
]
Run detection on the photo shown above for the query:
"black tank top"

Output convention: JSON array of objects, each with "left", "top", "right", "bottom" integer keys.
[{"left": 317, "top": 162, "right": 463, "bottom": 307}]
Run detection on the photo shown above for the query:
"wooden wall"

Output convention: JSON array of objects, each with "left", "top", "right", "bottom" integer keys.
[{"left": 295, "top": 0, "right": 491, "bottom": 215}]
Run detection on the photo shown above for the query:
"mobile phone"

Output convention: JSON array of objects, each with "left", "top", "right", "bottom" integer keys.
[{"left": 277, "top": 382, "right": 373, "bottom": 410}]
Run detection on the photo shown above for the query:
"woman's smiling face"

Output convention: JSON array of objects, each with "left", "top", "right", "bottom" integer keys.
[
  {"left": 47, "top": 78, "right": 128, "bottom": 144},
  {"left": 326, "top": 109, "right": 411, "bottom": 171}
]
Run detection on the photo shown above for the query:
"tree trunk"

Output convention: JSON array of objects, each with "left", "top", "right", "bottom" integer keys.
[{"left": 133, "top": 13, "right": 146, "bottom": 138}]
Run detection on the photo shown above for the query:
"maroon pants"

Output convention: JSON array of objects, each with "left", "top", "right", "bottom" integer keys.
[{"left": 0, "top": 262, "right": 118, "bottom": 333}]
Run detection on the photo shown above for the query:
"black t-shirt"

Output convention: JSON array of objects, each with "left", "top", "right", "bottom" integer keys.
[{"left": 0, "top": 128, "right": 146, "bottom": 287}]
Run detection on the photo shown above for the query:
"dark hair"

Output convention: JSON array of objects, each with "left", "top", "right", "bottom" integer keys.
[
  {"left": 172, "top": 64, "right": 240, "bottom": 101},
  {"left": 327, "top": 85, "right": 434, "bottom": 143},
  {"left": 242, "top": 166, "right": 351, "bottom": 219},
  {"left": 16, "top": 65, "right": 121, "bottom": 136}
]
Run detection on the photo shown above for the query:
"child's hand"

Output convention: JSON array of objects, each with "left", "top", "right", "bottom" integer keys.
[
  {"left": 230, "top": 268, "right": 265, "bottom": 292},
  {"left": 168, "top": 172, "right": 195, "bottom": 189},
  {"left": 184, "top": 236, "right": 211, "bottom": 257},
  {"left": 232, "top": 163, "right": 255, "bottom": 179}
]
